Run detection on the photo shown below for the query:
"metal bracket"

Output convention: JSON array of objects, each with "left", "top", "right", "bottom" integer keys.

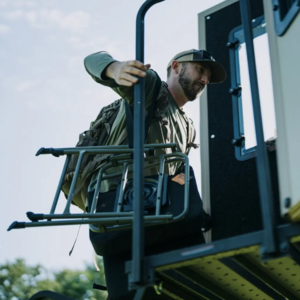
[
  {"left": 260, "top": 237, "right": 291, "bottom": 262},
  {"left": 229, "top": 85, "right": 242, "bottom": 95},
  {"left": 266, "top": 138, "right": 276, "bottom": 152},
  {"left": 226, "top": 39, "right": 239, "bottom": 48},
  {"left": 231, "top": 135, "right": 245, "bottom": 147},
  {"left": 128, "top": 261, "right": 155, "bottom": 291}
]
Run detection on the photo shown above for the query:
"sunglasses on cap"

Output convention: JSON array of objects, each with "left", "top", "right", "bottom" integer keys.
[{"left": 174, "top": 50, "right": 216, "bottom": 62}]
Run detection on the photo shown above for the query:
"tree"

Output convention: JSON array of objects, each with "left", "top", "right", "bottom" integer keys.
[{"left": 0, "top": 258, "right": 107, "bottom": 300}]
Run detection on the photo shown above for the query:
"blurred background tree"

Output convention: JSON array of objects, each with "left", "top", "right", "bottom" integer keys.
[{"left": 0, "top": 258, "right": 107, "bottom": 300}]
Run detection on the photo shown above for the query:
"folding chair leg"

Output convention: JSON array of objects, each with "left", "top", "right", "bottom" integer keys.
[{"left": 134, "top": 287, "right": 146, "bottom": 300}]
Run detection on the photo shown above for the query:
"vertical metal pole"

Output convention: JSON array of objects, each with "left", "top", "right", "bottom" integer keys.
[
  {"left": 239, "top": 0, "right": 277, "bottom": 254},
  {"left": 133, "top": 6, "right": 146, "bottom": 284},
  {"left": 63, "top": 151, "right": 86, "bottom": 214},
  {"left": 132, "top": 0, "right": 165, "bottom": 285},
  {"left": 50, "top": 155, "right": 71, "bottom": 214}
]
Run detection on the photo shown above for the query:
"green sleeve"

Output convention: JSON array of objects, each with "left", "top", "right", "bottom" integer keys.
[{"left": 84, "top": 51, "right": 159, "bottom": 108}]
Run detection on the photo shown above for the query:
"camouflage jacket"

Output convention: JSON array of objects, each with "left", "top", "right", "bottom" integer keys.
[{"left": 84, "top": 51, "right": 197, "bottom": 192}]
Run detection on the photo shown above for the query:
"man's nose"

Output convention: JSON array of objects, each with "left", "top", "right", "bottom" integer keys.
[{"left": 200, "top": 73, "right": 210, "bottom": 85}]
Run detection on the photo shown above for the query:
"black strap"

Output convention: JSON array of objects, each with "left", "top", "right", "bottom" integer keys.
[
  {"left": 125, "top": 72, "right": 162, "bottom": 148},
  {"left": 125, "top": 101, "right": 134, "bottom": 147}
]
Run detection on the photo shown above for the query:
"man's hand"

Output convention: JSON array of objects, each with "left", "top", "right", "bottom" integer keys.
[{"left": 105, "top": 60, "right": 151, "bottom": 86}]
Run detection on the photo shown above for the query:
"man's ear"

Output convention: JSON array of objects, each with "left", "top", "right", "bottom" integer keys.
[{"left": 172, "top": 60, "right": 180, "bottom": 75}]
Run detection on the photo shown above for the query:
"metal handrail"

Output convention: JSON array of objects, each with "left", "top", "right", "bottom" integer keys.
[{"left": 133, "top": 0, "right": 166, "bottom": 285}]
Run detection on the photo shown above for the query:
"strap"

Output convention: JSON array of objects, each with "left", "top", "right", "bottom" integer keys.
[
  {"left": 186, "top": 117, "right": 194, "bottom": 146},
  {"left": 145, "top": 72, "right": 162, "bottom": 142},
  {"left": 183, "top": 114, "right": 199, "bottom": 153},
  {"left": 68, "top": 224, "right": 82, "bottom": 256},
  {"left": 125, "top": 101, "right": 133, "bottom": 147},
  {"left": 126, "top": 72, "right": 162, "bottom": 148}
]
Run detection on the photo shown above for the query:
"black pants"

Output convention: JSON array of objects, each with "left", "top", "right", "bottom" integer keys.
[{"left": 103, "top": 233, "right": 206, "bottom": 300}]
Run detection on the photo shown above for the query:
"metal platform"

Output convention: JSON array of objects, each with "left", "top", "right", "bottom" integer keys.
[
  {"left": 126, "top": 225, "right": 300, "bottom": 300},
  {"left": 27, "top": 225, "right": 300, "bottom": 300}
]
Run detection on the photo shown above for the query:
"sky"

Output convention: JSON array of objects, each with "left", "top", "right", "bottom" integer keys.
[{"left": 0, "top": 0, "right": 229, "bottom": 272}]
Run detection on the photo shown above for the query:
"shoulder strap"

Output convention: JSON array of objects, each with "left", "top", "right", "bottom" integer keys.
[
  {"left": 183, "top": 114, "right": 199, "bottom": 153},
  {"left": 125, "top": 101, "right": 134, "bottom": 147},
  {"left": 187, "top": 117, "right": 194, "bottom": 145},
  {"left": 126, "top": 72, "right": 162, "bottom": 148}
]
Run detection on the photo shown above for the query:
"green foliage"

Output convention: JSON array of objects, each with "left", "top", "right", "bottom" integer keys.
[{"left": 0, "top": 258, "right": 107, "bottom": 300}]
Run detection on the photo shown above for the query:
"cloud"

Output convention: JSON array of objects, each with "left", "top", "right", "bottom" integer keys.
[
  {"left": 60, "top": 11, "right": 90, "bottom": 32},
  {"left": 16, "top": 80, "right": 37, "bottom": 92},
  {"left": 27, "top": 8, "right": 62, "bottom": 28},
  {"left": 0, "top": 24, "right": 9, "bottom": 34},
  {"left": 30, "top": 9, "right": 90, "bottom": 33},
  {"left": 66, "top": 36, "right": 125, "bottom": 59},
  {"left": 1, "top": 9, "right": 23, "bottom": 21},
  {"left": 42, "top": 8, "right": 62, "bottom": 24},
  {"left": 12, "top": 0, "right": 36, "bottom": 8},
  {"left": 25, "top": 11, "right": 37, "bottom": 23},
  {"left": 0, "top": 0, "right": 36, "bottom": 8},
  {"left": 0, "top": 8, "right": 90, "bottom": 34},
  {"left": 0, "top": 0, "right": 8, "bottom": 8},
  {"left": 67, "top": 36, "right": 108, "bottom": 50}
]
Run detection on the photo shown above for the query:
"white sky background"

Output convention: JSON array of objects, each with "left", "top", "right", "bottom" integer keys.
[{"left": 0, "top": 0, "right": 224, "bottom": 271}]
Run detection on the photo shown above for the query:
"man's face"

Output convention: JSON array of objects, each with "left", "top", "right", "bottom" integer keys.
[{"left": 178, "top": 62, "right": 211, "bottom": 101}]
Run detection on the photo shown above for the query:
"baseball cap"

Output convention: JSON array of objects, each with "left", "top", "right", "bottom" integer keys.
[{"left": 167, "top": 49, "right": 226, "bottom": 84}]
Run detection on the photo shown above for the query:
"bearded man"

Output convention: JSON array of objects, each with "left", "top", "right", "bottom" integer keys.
[
  {"left": 84, "top": 49, "right": 226, "bottom": 300},
  {"left": 84, "top": 49, "right": 225, "bottom": 181}
]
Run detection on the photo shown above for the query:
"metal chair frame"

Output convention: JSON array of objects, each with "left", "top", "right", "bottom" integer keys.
[{"left": 8, "top": 143, "right": 191, "bottom": 232}]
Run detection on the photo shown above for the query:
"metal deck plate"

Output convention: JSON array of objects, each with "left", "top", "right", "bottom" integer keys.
[
  {"left": 188, "top": 257, "right": 274, "bottom": 300},
  {"left": 243, "top": 249, "right": 300, "bottom": 298},
  {"left": 156, "top": 245, "right": 259, "bottom": 272},
  {"left": 155, "top": 242, "right": 300, "bottom": 299}
]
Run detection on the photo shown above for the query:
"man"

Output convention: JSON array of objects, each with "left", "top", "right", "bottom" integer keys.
[
  {"left": 84, "top": 49, "right": 225, "bottom": 188},
  {"left": 84, "top": 49, "right": 226, "bottom": 299}
]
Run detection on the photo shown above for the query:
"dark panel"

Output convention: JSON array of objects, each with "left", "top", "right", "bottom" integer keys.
[{"left": 205, "top": 0, "right": 285, "bottom": 241}]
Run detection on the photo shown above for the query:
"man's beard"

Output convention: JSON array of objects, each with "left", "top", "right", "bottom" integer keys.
[{"left": 178, "top": 66, "right": 205, "bottom": 101}]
